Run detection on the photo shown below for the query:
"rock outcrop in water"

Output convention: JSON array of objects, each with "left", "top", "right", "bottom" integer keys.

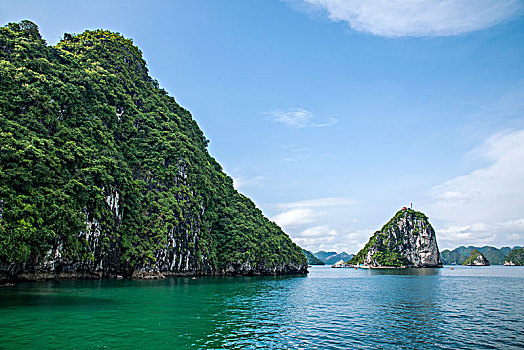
[
  {"left": 0, "top": 21, "right": 307, "bottom": 281},
  {"left": 462, "top": 249, "right": 490, "bottom": 266},
  {"left": 441, "top": 246, "right": 519, "bottom": 265},
  {"left": 349, "top": 208, "right": 442, "bottom": 267},
  {"left": 504, "top": 248, "right": 524, "bottom": 266}
]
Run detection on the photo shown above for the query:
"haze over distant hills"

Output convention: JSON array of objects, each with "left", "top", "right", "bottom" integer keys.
[
  {"left": 302, "top": 250, "right": 325, "bottom": 265},
  {"left": 314, "top": 251, "right": 353, "bottom": 265},
  {"left": 440, "top": 246, "right": 522, "bottom": 265}
]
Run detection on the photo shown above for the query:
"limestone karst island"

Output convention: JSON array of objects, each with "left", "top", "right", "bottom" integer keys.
[
  {"left": 462, "top": 249, "right": 490, "bottom": 266},
  {"left": 348, "top": 207, "right": 442, "bottom": 268},
  {"left": 0, "top": 21, "right": 306, "bottom": 281}
]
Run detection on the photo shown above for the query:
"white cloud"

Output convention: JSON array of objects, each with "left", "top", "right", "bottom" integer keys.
[
  {"left": 275, "top": 196, "right": 355, "bottom": 209},
  {"left": 271, "top": 196, "right": 354, "bottom": 235},
  {"left": 433, "top": 190, "right": 482, "bottom": 204},
  {"left": 436, "top": 218, "right": 524, "bottom": 249},
  {"left": 293, "top": 226, "right": 338, "bottom": 250},
  {"left": 282, "top": 144, "right": 312, "bottom": 162},
  {"left": 275, "top": 130, "right": 524, "bottom": 252},
  {"left": 271, "top": 196, "right": 361, "bottom": 252},
  {"left": 429, "top": 129, "right": 524, "bottom": 248},
  {"left": 232, "top": 175, "right": 267, "bottom": 189},
  {"left": 294, "top": 227, "right": 374, "bottom": 253},
  {"left": 298, "top": 225, "right": 338, "bottom": 237},
  {"left": 272, "top": 208, "right": 316, "bottom": 228},
  {"left": 298, "top": 0, "right": 523, "bottom": 37},
  {"left": 265, "top": 108, "right": 337, "bottom": 128},
  {"left": 500, "top": 218, "right": 524, "bottom": 230},
  {"left": 436, "top": 225, "right": 497, "bottom": 248}
]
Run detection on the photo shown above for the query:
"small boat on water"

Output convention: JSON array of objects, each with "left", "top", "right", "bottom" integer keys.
[
  {"left": 349, "top": 263, "right": 370, "bottom": 269},
  {"left": 332, "top": 261, "right": 372, "bottom": 269},
  {"left": 331, "top": 260, "right": 349, "bottom": 268}
]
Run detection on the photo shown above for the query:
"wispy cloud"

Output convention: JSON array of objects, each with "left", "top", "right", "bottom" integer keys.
[
  {"left": 271, "top": 196, "right": 354, "bottom": 229},
  {"left": 282, "top": 144, "right": 312, "bottom": 162},
  {"left": 299, "top": 225, "right": 338, "bottom": 238},
  {"left": 435, "top": 219, "right": 524, "bottom": 249},
  {"left": 429, "top": 129, "right": 524, "bottom": 248},
  {"left": 265, "top": 108, "right": 337, "bottom": 128},
  {"left": 275, "top": 197, "right": 355, "bottom": 209},
  {"left": 296, "top": 0, "right": 523, "bottom": 37},
  {"left": 294, "top": 227, "right": 373, "bottom": 254},
  {"left": 293, "top": 225, "right": 339, "bottom": 250},
  {"left": 232, "top": 175, "right": 267, "bottom": 189},
  {"left": 271, "top": 196, "right": 357, "bottom": 251},
  {"left": 436, "top": 225, "right": 497, "bottom": 247},
  {"left": 272, "top": 208, "right": 316, "bottom": 228}
]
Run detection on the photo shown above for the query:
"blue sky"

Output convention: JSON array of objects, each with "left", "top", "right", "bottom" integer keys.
[{"left": 2, "top": 0, "right": 524, "bottom": 252}]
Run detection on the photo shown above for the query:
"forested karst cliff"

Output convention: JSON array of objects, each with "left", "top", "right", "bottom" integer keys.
[
  {"left": 440, "top": 246, "right": 520, "bottom": 265},
  {"left": 462, "top": 249, "right": 490, "bottom": 266},
  {"left": 349, "top": 208, "right": 442, "bottom": 267},
  {"left": 504, "top": 248, "right": 524, "bottom": 266},
  {"left": 0, "top": 21, "right": 307, "bottom": 280}
]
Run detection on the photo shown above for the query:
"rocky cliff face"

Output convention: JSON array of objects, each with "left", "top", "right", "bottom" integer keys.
[
  {"left": 462, "top": 249, "right": 490, "bottom": 266},
  {"left": 441, "top": 246, "right": 516, "bottom": 265},
  {"left": 0, "top": 21, "right": 307, "bottom": 281},
  {"left": 349, "top": 208, "right": 442, "bottom": 267},
  {"left": 504, "top": 247, "right": 524, "bottom": 266}
]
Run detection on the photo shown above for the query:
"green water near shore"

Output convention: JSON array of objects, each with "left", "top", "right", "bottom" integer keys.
[{"left": 1, "top": 266, "right": 523, "bottom": 349}]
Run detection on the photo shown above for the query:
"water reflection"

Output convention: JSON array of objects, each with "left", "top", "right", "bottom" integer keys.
[
  {"left": 372, "top": 271, "right": 443, "bottom": 348},
  {"left": 369, "top": 267, "right": 442, "bottom": 276},
  {"left": 1, "top": 267, "right": 523, "bottom": 349}
]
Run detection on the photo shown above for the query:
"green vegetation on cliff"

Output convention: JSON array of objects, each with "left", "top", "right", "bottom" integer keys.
[
  {"left": 349, "top": 209, "right": 418, "bottom": 267},
  {"left": 349, "top": 234, "right": 377, "bottom": 265},
  {"left": 441, "top": 246, "right": 519, "bottom": 265},
  {"left": 349, "top": 208, "right": 440, "bottom": 267},
  {"left": 505, "top": 248, "right": 524, "bottom": 266},
  {"left": 380, "top": 208, "right": 428, "bottom": 233},
  {"left": 0, "top": 21, "right": 306, "bottom": 276},
  {"left": 348, "top": 234, "right": 409, "bottom": 267},
  {"left": 462, "top": 249, "right": 489, "bottom": 266}
]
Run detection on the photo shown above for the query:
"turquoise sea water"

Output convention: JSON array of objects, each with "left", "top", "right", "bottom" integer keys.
[{"left": 1, "top": 265, "right": 523, "bottom": 349}]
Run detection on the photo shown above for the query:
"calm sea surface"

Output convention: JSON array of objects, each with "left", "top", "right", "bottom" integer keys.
[{"left": 1, "top": 265, "right": 523, "bottom": 349}]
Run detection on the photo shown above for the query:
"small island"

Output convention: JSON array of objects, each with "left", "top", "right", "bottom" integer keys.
[
  {"left": 462, "top": 249, "right": 490, "bottom": 266},
  {"left": 440, "top": 246, "right": 520, "bottom": 265},
  {"left": 348, "top": 207, "right": 442, "bottom": 268},
  {"left": 504, "top": 248, "right": 524, "bottom": 266}
]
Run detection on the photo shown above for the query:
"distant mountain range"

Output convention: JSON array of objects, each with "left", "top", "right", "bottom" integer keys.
[
  {"left": 307, "top": 245, "right": 523, "bottom": 266},
  {"left": 314, "top": 251, "right": 354, "bottom": 265},
  {"left": 440, "top": 246, "right": 522, "bottom": 265},
  {"left": 302, "top": 249, "right": 325, "bottom": 265}
]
